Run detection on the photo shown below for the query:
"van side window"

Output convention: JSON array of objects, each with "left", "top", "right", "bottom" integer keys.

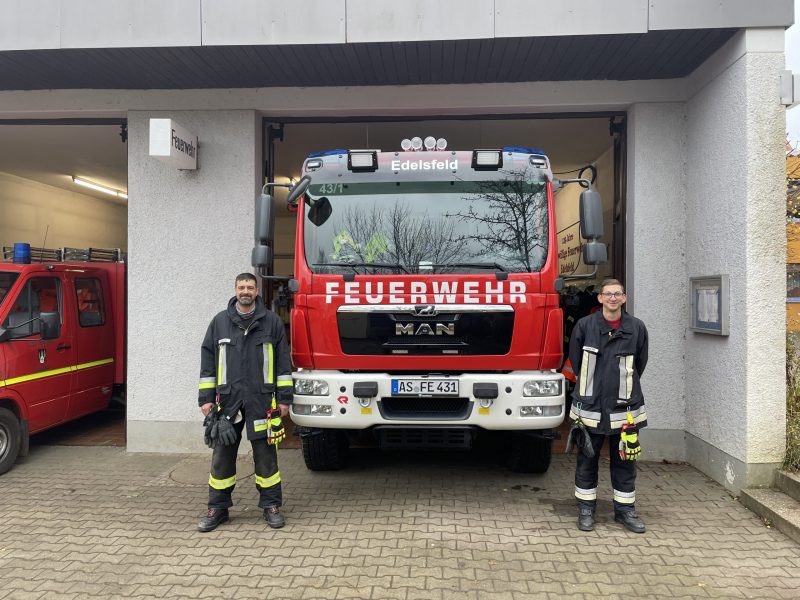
[
  {"left": 75, "top": 278, "right": 105, "bottom": 327},
  {"left": 3, "top": 277, "right": 61, "bottom": 338}
]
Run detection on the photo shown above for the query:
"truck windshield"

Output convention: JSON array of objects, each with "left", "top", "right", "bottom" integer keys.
[
  {"left": 304, "top": 178, "right": 548, "bottom": 274},
  {"left": 0, "top": 272, "right": 19, "bottom": 306}
]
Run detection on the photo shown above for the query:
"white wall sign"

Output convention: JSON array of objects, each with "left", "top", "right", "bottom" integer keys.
[{"left": 149, "top": 118, "right": 198, "bottom": 170}]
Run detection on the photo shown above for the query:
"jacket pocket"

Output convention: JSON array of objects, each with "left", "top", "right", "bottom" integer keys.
[
  {"left": 616, "top": 354, "right": 635, "bottom": 403},
  {"left": 578, "top": 345, "right": 599, "bottom": 397}
]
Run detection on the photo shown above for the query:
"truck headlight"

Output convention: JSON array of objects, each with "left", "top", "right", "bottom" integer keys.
[
  {"left": 294, "top": 379, "right": 330, "bottom": 396},
  {"left": 522, "top": 380, "right": 562, "bottom": 397}
]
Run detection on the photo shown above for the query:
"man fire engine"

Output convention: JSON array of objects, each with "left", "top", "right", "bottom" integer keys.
[{"left": 252, "top": 136, "right": 606, "bottom": 473}]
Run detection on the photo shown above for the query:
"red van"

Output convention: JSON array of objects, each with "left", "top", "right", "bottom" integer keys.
[{"left": 0, "top": 247, "right": 125, "bottom": 474}]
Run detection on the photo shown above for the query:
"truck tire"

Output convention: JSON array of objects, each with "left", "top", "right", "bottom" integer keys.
[
  {"left": 0, "top": 407, "right": 22, "bottom": 476},
  {"left": 506, "top": 432, "right": 552, "bottom": 474},
  {"left": 301, "top": 428, "right": 348, "bottom": 471}
]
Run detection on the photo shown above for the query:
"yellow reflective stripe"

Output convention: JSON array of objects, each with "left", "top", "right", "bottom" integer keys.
[
  {"left": 255, "top": 472, "right": 281, "bottom": 488},
  {"left": 253, "top": 418, "right": 268, "bottom": 432},
  {"left": 276, "top": 380, "right": 292, "bottom": 387},
  {"left": 198, "top": 382, "right": 216, "bottom": 389},
  {"left": 0, "top": 358, "right": 114, "bottom": 387},
  {"left": 208, "top": 474, "right": 236, "bottom": 489},
  {"left": 267, "top": 343, "right": 274, "bottom": 385}
]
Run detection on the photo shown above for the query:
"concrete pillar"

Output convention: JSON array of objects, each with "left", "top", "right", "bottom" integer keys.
[{"left": 126, "top": 110, "right": 261, "bottom": 452}]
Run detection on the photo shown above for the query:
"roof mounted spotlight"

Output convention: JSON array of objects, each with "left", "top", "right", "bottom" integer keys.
[
  {"left": 471, "top": 149, "right": 503, "bottom": 171},
  {"left": 348, "top": 150, "right": 378, "bottom": 172},
  {"left": 410, "top": 137, "right": 423, "bottom": 151},
  {"left": 400, "top": 138, "right": 412, "bottom": 151},
  {"left": 436, "top": 138, "right": 447, "bottom": 150},
  {"left": 423, "top": 136, "right": 436, "bottom": 151}
]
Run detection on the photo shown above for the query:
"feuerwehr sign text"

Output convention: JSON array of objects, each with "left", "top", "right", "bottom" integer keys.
[{"left": 149, "top": 118, "right": 198, "bottom": 170}]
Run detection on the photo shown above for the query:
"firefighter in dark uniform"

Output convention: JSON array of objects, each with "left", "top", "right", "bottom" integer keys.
[
  {"left": 568, "top": 278, "right": 649, "bottom": 533},
  {"left": 196, "top": 273, "right": 293, "bottom": 532}
]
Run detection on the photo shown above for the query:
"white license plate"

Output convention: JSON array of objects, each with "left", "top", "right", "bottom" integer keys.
[{"left": 391, "top": 378, "right": 459, "bottom": 396}]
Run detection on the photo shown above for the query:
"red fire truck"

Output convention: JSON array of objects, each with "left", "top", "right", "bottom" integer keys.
[
  {"left": 254, "top": 138, "right": 605, "bottom": 472},
  {"left": 0, "top": 247, "right": 125, "bottom": 474}
]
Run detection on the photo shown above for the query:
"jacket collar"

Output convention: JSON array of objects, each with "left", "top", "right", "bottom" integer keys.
[
  {"left": 226, "top": 295, "right": 268, "bottom": 327},
  {"left": 593, "top": 309, "right": 634, "bottom": 335}
]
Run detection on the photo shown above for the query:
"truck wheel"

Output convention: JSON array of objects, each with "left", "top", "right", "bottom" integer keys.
[
  {"left": 0, "top": 407, "right": 22, "bottom": 476},
  {"left": 507, "top": 432, "right": 552, "bottom": 474},
  {"left": 301, "top": 428, "right": 348, "bottom": 471}
]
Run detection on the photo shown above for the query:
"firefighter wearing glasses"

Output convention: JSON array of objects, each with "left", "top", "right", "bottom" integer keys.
[
  {"left": 196, "top": 273, "right": 293, "bottom": 532},
  {"left": 567, "top": 278, "right": 649, "bottom": 533}
]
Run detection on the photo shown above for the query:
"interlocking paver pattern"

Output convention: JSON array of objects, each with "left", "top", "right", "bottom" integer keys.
[{"left": 0, "top": 445, "right": 799, "bottom": 599}]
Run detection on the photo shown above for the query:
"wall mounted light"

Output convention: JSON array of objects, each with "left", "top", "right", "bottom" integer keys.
[{"left": 72, "top": 176, "right": 127, "bottom": 200}]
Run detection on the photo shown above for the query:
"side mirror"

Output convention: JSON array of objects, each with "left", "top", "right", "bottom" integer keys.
[
  {"left": 251, "top": 244, "right": 273, "bottom": 269},
  {"left": 579, "top": 190, "right": 604, "bottom": 240},
  {"left": 307, "top": 197, "right": 332, "bottom": 227},
  {"left": 582, "top": 241, "right": 607, "bottom": 266},
  {"left": 39, "top": 312, "right": 60, "bottom": 340},
  {"left": 287, "top": 175, "right": 312, "bottom": 207},
  {"left": 255, "top": 193, "right": 275, "bottom": 246}
]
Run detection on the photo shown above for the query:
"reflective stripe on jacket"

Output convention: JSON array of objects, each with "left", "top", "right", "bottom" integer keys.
[
  {"left": 198, "top": 296, "right": 293, "bottom": 441},
  {"left": 568, "top": 311, "right": 648, "bottom": 435}
]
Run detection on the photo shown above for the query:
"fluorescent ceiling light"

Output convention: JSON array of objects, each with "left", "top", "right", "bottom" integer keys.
[{"left": 72, "top": 176, "right": 127, "bottom": 199}]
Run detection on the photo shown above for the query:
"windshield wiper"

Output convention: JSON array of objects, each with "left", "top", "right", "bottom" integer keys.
[
  {"left": 312, "top": 262, "right": 410, "bottom": 274},
  {"left": 429, "top": 262, "right": 507, "bottom": 272}
]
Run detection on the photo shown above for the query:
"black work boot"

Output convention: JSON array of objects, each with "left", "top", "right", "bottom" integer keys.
[
  {"left": 264, "top": 506, "right": 285, "bottom": 529},
  {"left": 578, "top": 508, "right": 595, "bottom": 531},
  {"left": 614, "top": 509, "right": 646, "bottom": 533},
  {"left": 197, "top": 508, "right": 229, "bottom": 532}
]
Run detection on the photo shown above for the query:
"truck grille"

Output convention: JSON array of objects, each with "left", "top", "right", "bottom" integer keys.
[
  {"left": 337, "top": 307, "right": 514, "bottom": 356},
  {"left": 376, "top": 427, "right": 475, "bottom": 449},
  {"left": 378, "top": 397, "right": 473, "bottom": 420}
]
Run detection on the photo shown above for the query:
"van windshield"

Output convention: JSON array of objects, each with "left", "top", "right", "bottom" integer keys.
[
  {"left": 303, "top": 177, "right": 548, "bottom": 275},
  {"left": 0, "top": 272, "right": 19, "bottom": 306}
]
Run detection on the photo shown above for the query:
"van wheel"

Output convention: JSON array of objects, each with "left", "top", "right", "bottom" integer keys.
[
  {"left": 506, "top": 432, "right": 553, "bottom": 474},
  {"left": 301, "top": 428, "right": 348, "bottom": 471},
  {"left": 0, "top": 408, "right": 22, "bottom": 475}
]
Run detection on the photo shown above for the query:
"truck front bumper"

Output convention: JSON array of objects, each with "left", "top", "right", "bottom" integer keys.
[{"left": 290, "top": 370, "right": 564, "bottom": 430}]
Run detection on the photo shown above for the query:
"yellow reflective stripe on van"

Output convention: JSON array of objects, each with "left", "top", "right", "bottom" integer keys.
[{"left": 0, "top": 357, "right": 114, "bottom": 387}]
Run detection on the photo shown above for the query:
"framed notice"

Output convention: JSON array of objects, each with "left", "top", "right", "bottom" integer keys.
[{"left": 690, "top": 275, "right": 729, "bottom": 336}]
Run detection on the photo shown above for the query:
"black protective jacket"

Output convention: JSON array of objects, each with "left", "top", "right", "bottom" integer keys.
[
  {"left": 198, "top": 297, "right": 293, "bottom": 440},
  {"left": 568, "top": 311, "right": 648, "bottom": 435}
]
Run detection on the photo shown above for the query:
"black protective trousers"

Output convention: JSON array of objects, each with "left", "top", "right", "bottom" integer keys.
[
  {"left": 207, "top": 418, "right": 282, "bottom": 510},
  {"left": 574, "top": 430, "right": 636, "bottom": 514}
]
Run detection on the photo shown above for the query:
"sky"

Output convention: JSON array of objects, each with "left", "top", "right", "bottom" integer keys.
[{"left": 788, "top": 2, "right": 800, "bottom": 151}]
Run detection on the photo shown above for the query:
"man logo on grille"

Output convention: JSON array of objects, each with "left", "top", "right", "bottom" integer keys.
[{"left": 412, "top": 305, "right": 438, "bottom": 317}]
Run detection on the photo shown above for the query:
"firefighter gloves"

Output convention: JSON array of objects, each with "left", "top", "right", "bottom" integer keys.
[
  {"left": 266, "top": 414, "right": 285, "bottom": 446},
  {"left": 565, "top": 419, "right": 595, "bottom": 459},
  {"left": 203, "top": 409, "right": 219, "bottom": 449},
  {"left": 215, "top": 414, "right": 238, "bottom": 447},
  {"left": 619, "top": 411, "right": 641, "bottom": 461},
  {"left": 203, "top": 407, "right": 238, "bottom": 448}
]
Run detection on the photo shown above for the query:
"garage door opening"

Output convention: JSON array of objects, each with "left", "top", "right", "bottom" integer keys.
[
  {"left": 0, "top": 121, "right": 128, "bottom": 457},
  {"left": 263, "top": 114, "right": 626, "bottom": 453}
]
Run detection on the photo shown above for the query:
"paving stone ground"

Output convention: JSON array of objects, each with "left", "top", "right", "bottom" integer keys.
[{"left": 1, "top": 445, "right": 799, "bottom": 599}]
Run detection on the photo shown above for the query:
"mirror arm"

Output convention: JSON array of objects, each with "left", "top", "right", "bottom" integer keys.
[
  {"left": 553, "top": 177, "right": 593, "bottom": 192},
  {"left": 560, "top": 264, "right": 599, "bottom": 281}
]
